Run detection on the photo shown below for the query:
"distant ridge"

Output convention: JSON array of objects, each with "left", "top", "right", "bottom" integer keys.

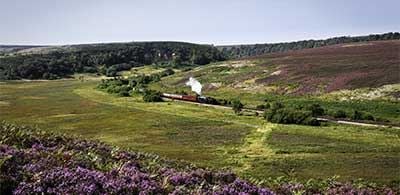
[
  {"left": 0, "top": 45, "right": 47, "bottom": 54},
  {"left": 217, "top": 32, "right": 400, "bottom": 58}
]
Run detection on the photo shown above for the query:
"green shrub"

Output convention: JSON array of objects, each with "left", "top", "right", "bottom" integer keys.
[
  {"left": 232, "top": 99, "right": 244, "bottom": 114},
  {"left": 333, "top": 110, "right": 347, "bottom": 118},
  {"left": 303, "top": 117, "right": 321, "bottom": 126},
  {"left": 99, "top": 69, "right": 174, "bottom": 97},
  {"left": 118, "top": 91, "right": 130, "bottom": 97},
  {"left": 128, "top": 79, "right": 137, "bottom": 87},
  {"left": 117, "top": 86, "right": 131, "bottom": 97},
  {"left": 143, "top": 90, "right": 163, "bottom": 102},
  {"left": 97, "top": 79, "right": 133, "bottom": 96},
  {"left": 256, "top": 103, "right": 270, "bottom": 110},
  {"left": 350, "top": 110, "right": 375, "bottom": 121},
  {"left": 106, "top": 86, "right": 120, "bottom": 94},
  {"left": 363, "top": 112, "right": 375, "bottom": 121},
  {"left": 306, "top": 103, "right": 325, "bottom": 117},
  {"left": 264, "top": 108, "right": 320, "bottom": 126},
  {"left": 96, "top": 80, "right": 109, "bottom": 89},
  {"left": 270, "top": 102, "right": 284, "bottom": 110}
]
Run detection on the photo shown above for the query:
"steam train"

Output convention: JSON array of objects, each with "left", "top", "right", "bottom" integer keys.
[{"left": 161, "top": 93, "right": 221, "bottom": 105}]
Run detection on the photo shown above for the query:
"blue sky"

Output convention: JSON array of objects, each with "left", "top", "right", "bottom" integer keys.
[{"left": 1, "top": 0, "right": 399, "bottom": 45}]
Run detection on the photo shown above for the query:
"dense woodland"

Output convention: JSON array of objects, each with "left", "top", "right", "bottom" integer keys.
[
  {"left": 217, "top": 32, "right": 400, "bottom": 58},
  {"left": 0, "top": 42, "right": 224, "bottom": 80}
]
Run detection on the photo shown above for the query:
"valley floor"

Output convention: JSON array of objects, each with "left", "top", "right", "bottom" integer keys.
[{"left": 0, "top": 79, "right": 399, "bottom": 185}]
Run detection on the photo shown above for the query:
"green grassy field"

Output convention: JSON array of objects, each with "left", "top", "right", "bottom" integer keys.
[
  {"left": 0, "top": 80, "right": 256, "bottom": 167},
  {"left": 1, "top": 79, "right": 399, "bottom": 185}
]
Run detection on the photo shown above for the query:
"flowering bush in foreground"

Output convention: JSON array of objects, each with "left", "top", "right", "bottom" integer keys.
[
  {"left": 0, "top": 122, "right": 272, "bottom": 195},
  {"left": 0, "top": 122, "right": 398, "bottom": 194}
]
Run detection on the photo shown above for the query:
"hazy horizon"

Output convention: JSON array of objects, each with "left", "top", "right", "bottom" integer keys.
[
  {"left": 1, "top": 31, "right": 398, "bottom": 47},
  {"left": 1, "top": 0, "right": 399, "bottom": 45}
]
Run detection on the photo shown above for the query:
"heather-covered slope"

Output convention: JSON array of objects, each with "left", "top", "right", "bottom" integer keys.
[
  {"left": 0, "top": 122, "right": 272, "bottom": 194},
  {"left": 1, "top": 122, "right": 398, "bottom": 194},
  {"left": 253, "top": 40, "right": 400, "bottom": 94},
  {"left": 156, "top": 40, "right": 400, "bottom": 95}
]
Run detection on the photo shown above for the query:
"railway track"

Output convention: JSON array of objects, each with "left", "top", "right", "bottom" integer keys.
[{"left": 162, "top": 94, "right": 400, "bottom": 129}]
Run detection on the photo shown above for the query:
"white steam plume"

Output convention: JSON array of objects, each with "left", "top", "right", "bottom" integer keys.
[{"left": 185, "top": 77, "right": 202, "bottom": 95}]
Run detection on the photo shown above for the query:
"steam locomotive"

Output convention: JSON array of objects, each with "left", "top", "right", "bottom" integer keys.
[{"left": 161, "top": 93, "right": 220, "bottom": 105}]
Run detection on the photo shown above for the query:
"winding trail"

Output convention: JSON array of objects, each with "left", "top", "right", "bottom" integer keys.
[
  {"left": 239, "top": 124, "right": 276, "bottom": 158},
  {"left": 222, "top": 123, "right": 277, "bottom": 173}
]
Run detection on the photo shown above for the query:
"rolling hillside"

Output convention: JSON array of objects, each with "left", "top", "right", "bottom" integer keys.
[
  {"left": 155, "top": 40, "right": 400, "bottom": 95},
  {"left": 251, "top": 40, "right": 400, "bottom": 94}
]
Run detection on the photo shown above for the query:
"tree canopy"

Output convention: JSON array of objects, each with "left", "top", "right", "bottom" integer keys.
[
  {"left": 0, "top": 42, "right": 225, "bottom": 80},
  {"left": 217, "top": 32, "right": 400, "bottom": 58}
]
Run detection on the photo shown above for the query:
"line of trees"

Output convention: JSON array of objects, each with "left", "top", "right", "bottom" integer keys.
[
  {"left": 97, "top": 68, "right": 175, "bottom": 98},
  {"left": 257, "top": 101, "right": 388, "bottom": 126},
  {"left": 262, "top": 102, "right": 321, "bottom": 126},
  {"left": 217, "top": 32, "right": 400, "bottom": 58},
  {"left": 0, "top": 42, "right": 225, "bottom": 80}
]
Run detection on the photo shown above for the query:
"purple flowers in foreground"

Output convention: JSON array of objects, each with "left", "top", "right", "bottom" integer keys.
[
  {"left": 14, "top": 164, "right": 163, "bottom": 194},
  {"left": 0, "top": 123, "right": 273, "bottom": 194},
  {"left": 0, "top": 122, "right": 398, "bottom": 195}
]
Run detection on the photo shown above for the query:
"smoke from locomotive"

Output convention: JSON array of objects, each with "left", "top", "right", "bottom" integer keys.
[{"left": 185, "top": 77, "right": 202, "bottom": 95}]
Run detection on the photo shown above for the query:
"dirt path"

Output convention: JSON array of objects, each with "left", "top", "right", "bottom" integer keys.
[
  {"left": 239, "top": 124, "right": 276, "bottom": 157},
  {"left": 219, "top": 123, "right": 276, "bottom": 173}
]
